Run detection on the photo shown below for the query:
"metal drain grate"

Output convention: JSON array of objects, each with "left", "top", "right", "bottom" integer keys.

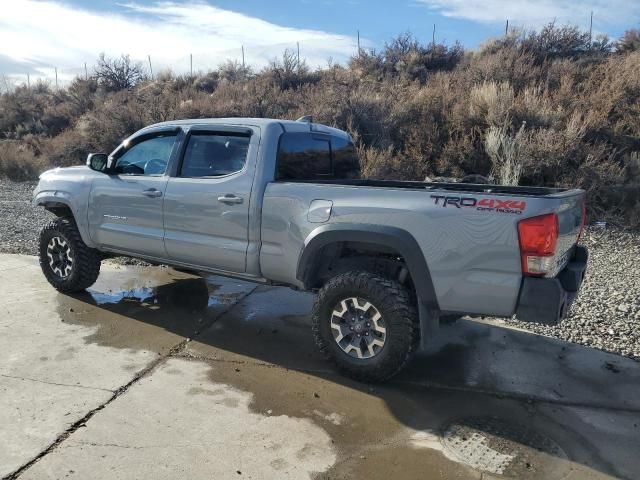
[{"left": 442, "top": 417, "right": 566, "bottom": 476}]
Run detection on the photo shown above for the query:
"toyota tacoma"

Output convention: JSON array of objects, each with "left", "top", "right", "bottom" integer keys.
[{"left": 33, "top": 117, "right": 588, "bottom": 381}]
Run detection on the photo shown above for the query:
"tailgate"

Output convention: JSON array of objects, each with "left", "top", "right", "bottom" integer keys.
[
  {"left": 549, "top": 191, "right": 586, "bottom": 276},
  {"left": 515, "top": 190, "right": 587, "bottom": 325}
]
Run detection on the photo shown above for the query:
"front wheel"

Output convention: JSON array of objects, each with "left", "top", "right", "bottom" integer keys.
[
  {"left": 39, "top": 217, "right": 102, "bottom": 293},
  {"left": 312, "top": 271, "right": 419, "bottom": 382}
]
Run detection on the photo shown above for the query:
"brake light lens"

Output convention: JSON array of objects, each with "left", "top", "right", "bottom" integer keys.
[{"left": 518, "top": 213, "right": 559, "bottom": 276}]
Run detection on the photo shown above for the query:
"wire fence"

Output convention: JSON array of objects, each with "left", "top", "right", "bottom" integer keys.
[
  {"left": 0, "top": 12, "right": 606, "bottom": 93},
  {"left": 0, "top": 37, "right": 363, "bottom": 93}
]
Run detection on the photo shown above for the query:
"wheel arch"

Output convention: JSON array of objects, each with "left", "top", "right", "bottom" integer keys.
[
  {"left": 297, "top": 224, "right": 439, "bottom": 311},
  {"left": 39, "top": 200, "right": 73, "bottom": 218},
  {"left": 33, "top": 193, "right": 96, "bottom": 248}
]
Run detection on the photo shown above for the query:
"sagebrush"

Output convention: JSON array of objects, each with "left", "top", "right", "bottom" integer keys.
[{"left": 1, "top": 24, "right": 639, "bottom": 226}]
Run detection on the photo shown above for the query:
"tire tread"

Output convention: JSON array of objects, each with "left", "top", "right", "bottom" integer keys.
[
  {"left": 311, "top": 270, "right": 419, "bottom": 382},
  {"left": 39, "top": 217, "right": 101, "bottom": 293}
]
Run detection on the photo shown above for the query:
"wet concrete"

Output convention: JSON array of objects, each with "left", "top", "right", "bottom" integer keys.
[
  {"left": 1, "top": 253, "right": 639, "bottom": 479},
  {"left": 58, "top": 267, "right": 255, "bottom": 355}
]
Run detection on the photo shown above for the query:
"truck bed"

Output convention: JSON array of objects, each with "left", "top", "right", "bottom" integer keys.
[{"left": 292, "top": 179, "right": 574, "bottom": 197}]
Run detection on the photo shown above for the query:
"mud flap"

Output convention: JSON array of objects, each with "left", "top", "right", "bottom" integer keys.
[
  {"left": 516, "top": 277, "right": 568, "bottom": 325},
  {"left": 418, "top": 301, "right": 440, "bottom": 350}
]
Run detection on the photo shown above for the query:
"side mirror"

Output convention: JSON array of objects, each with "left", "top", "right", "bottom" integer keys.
[{"left": 86, "top": 153, "right": 108, "bottom": 173}]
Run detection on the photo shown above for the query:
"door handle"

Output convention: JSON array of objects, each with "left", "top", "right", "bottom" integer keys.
[
  {"left": 217, "top": 194, "right": 243, "bottom": 205},
  {"left": 142, "top": 188, "right": 162, "bottom": 198}
]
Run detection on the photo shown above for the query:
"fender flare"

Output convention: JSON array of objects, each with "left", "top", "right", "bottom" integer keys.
[
  {"left": 296, "top": 223, "right": 439, "bottom": 310},
  {"left": 33, "top": 192, "right": 96, "bottom": 248}
]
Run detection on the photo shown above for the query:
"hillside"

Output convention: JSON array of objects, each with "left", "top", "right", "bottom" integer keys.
[{"left": 1, "top": 25, "right": 639, "bottom": 225}]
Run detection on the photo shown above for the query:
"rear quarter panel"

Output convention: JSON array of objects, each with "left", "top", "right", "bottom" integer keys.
[{"left": 261, "top": 183, "right": 584, "bottom": 317}]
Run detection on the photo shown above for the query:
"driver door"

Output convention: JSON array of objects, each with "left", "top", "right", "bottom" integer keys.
[{"left": 88, "top": 129, "right": 179, "bottom": 258}]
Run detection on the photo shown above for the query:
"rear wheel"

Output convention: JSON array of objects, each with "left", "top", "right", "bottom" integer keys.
[
  {"left": 39, "top": 217, "right": 101, "bottom": 293},
  {"left": 312, "top": 271, "right": 419, "bottom": 382}
]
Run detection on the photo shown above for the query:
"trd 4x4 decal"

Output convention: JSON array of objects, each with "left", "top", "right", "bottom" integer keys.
[{"left": 431, "top": 195, "right": 526, "bottom": 214}]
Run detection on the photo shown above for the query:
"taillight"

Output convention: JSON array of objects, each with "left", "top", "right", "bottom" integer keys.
[
  {"left": 577, "top": 199, "right": 586, "bottom": 243},
  {"left": 518, "top": 213, "right": 559, "bottom": 276}
]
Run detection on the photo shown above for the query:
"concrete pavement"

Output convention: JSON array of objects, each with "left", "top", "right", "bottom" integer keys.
[{"left": 1, "top": 254, "right": 639, "bottom": 479}]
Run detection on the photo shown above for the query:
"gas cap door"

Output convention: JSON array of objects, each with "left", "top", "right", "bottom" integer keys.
[{"left": 308, "top": 199, "right": 333, "bottom": 223}]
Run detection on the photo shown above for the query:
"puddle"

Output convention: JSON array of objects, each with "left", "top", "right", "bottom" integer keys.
[
  {"left": 88, "top": 287, "right": 156, "bottom": 305},
  {"left": 54, "top": 265, "right": 254, "bottom": 353},
  {"left": 88, "top": 280, "right": 247, "bottom": 310}
]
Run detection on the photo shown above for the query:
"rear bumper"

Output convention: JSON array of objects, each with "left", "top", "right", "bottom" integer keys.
[{"left": 515, "top": 245, "right": 588, "bottom": 325}]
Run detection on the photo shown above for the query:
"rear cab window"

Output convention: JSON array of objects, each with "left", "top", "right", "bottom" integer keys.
[{"left": 276, "top": 132, "right": 360, "bottom": 181}]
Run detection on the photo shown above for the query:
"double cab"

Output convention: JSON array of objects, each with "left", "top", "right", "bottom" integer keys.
[{"left": 33, "top": 117, "right": 588, "bottom": 381}]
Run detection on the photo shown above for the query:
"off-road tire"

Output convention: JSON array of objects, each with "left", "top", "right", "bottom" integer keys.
[
  {"left": 312, "top": 270, "right": 419, "bottom": 382},
  {"left": 39, "top": 217, "right": 101, "bottom": 293}
]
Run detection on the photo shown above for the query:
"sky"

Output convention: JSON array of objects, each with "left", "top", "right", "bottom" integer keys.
[{"left": 1, "top": 0, "right": 638, "bottom": 87}]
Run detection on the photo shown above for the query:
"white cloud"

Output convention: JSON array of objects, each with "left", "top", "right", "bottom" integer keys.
[
  {"left": 0, "top": 0, "right": 358, "bottom": 85},
  {"left": 416, "top": 0, "right": 640, "bottom": 29}
]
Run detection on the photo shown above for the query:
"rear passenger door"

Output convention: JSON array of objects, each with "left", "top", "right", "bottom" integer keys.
[{"left": 163, "top": 127, "right": 256, "bottom": 272}]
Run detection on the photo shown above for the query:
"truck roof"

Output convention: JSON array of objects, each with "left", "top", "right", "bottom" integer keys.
[{"left": 144, "top": 117, "right": 351, "bottom": 139}]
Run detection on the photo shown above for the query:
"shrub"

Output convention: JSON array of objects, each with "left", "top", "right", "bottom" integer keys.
[
  {"left": 617, "top": 29, "right": 640, "bottom": 53},
  {"left": 0, "top": 142, "right": 46, "bottom": 180},
  {"left": 484, "top": 123, "right": 526, "bottom": 185},
  {"left": 95, "top": 54, "right": 146, "bottom": 92},
  {"left": 0, "top": 24, "right": 639, "bottom": 226},
  {"left": 40, "top": 129, "right": 94, "bottom": 167},
  {"left": 469, "top": 81, "right": 514, "bottom": 127}
]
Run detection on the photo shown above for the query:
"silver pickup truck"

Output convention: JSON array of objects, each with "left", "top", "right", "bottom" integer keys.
[{"left": 33, "top": 117, "right": 588, "bottom": 381}]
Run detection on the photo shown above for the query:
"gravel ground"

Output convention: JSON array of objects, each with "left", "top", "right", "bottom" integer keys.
[
  {"left": 505, "top": 226, "right": 640, "bottom": 360},
  {"left": 1, "top": 179, "right": 638, "bottom": 360},
  {"left": 0, "top": 180, "right": 51, "bottom": 255}
]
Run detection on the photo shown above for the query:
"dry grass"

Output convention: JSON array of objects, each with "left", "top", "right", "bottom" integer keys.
[{"left": 0, "top": 142, "right": 46, "bottom": 181}]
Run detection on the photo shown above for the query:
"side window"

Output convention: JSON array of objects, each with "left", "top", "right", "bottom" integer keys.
[
  {"left": 114, "top": 134, "right": 176, "bottom": 175},
  {"left": 181, "top": 132, "right": 250, "bottom": 177},
  {"left": 276, "top": 133, "right": 331, "bottom": 181},
  {"left": 331, "top": 136, "right": 361, "bottom": 179}
]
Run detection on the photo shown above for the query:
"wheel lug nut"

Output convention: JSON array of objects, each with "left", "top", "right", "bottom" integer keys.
[
  {"left": 349, "top": 326, "right": 353, "bottom": 331},
  {"left": 357, "top": 334, "right": 361, "bottom": 337},
  {"left": 365, "top": 332, "right": 369, "bottom": 336},
  {"left": 366, "top": 322, "right": 370, "bottom": 327}
]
